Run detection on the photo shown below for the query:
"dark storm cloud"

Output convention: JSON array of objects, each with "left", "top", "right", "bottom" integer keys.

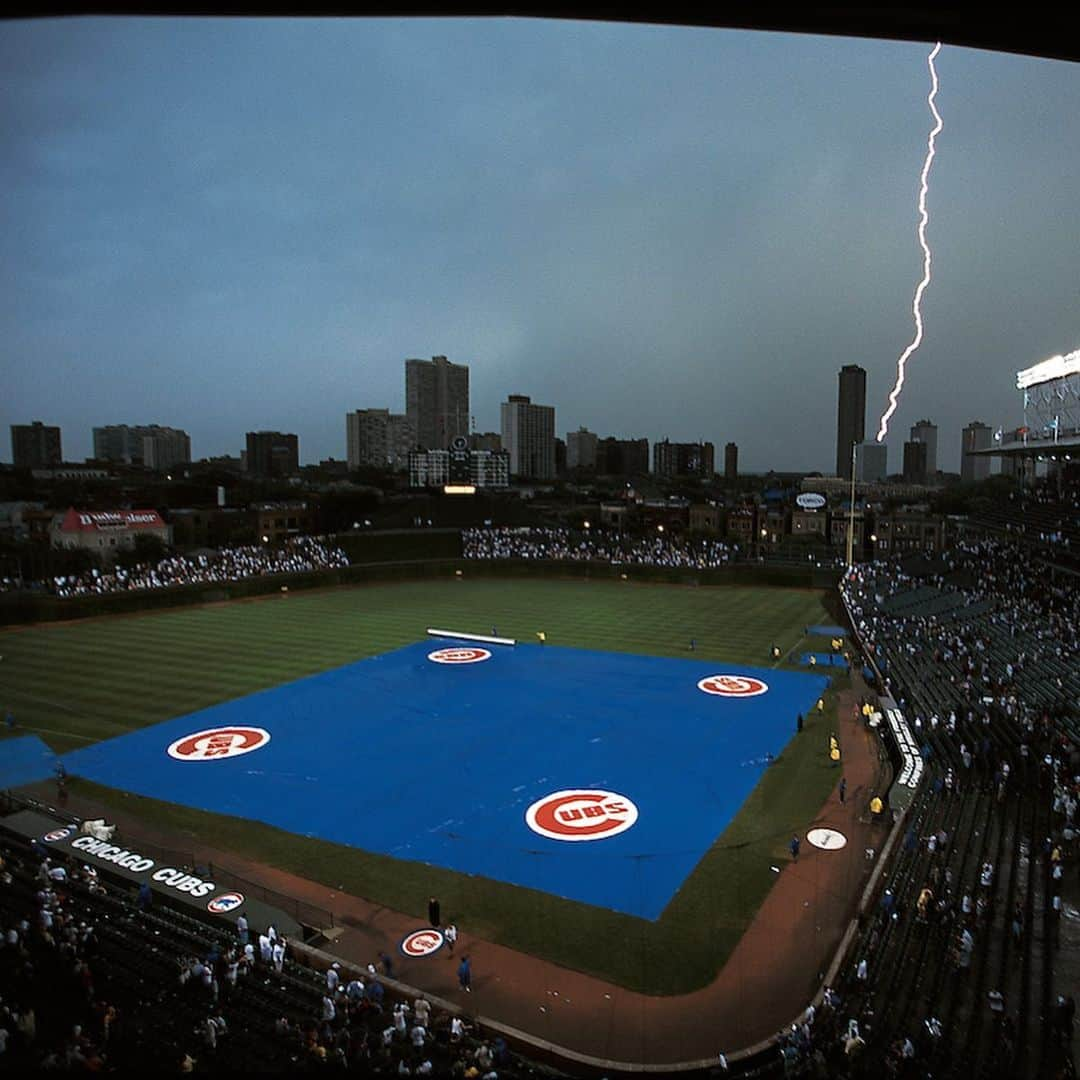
[{"left": 3, "top": 19, "right": 1079, "bottom": 472}]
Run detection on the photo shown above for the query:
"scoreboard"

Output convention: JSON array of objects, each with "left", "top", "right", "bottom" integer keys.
[{"left": 449, "top": 435, "right": 471, "bottom": 485}]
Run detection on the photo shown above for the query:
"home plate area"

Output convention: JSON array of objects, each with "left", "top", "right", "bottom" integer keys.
[{"left": 59, "top": 640, "right": 829, "bottom": 921}]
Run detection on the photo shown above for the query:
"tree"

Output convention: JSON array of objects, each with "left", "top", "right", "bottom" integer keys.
[{"left": 115, "top": 533, "right": 167, "bottom": 570}]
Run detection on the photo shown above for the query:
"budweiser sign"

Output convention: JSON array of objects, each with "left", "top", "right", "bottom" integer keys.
[{"left": 60, "top": 508, "right": 165, "bottom": 532}]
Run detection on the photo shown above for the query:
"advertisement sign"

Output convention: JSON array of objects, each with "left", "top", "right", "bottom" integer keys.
[{"left": 0, "top": 810, "right": 300, "bottom": 937}]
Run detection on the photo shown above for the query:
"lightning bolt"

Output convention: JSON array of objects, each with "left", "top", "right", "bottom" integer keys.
[{"left": 876, "top": 41, "right": 943, "bottom": 443}]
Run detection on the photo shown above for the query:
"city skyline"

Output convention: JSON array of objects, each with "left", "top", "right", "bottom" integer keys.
[
  {"left": 3, "top": 19, "right": 1079, "bottom": 472},
  {"left": 0, "top": 376, "right": 1041, "bottom": 480}
]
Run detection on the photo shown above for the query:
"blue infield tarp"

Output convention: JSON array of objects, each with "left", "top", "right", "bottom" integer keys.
[
  {"left": 59, "top": 642, "right": 829, "bottom": 921},
  {"left": 806, "top": 625, "right": 846, "bottom": 638},
  {"left": 0, "top": 735, "right": 59, "bottom": 790}
]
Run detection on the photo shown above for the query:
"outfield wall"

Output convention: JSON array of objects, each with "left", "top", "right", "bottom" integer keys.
[{"left": 0, "top": 554, "right": 841, "bottom": 626}]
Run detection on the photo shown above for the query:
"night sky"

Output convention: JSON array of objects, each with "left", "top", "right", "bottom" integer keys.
[{"left": 3, "top": 18, "right": 1078, "bottom": 472}]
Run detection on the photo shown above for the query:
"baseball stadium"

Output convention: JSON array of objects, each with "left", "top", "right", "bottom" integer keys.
[
  {"left": 1, "top": 9, "right": 1078, "bottom": 1078},
  {"left": 1, "top": 510, "right": 1078, "bottom": 1078},
  {"left": 0, "top": 556, "right": 895, "bottom": 1068}
]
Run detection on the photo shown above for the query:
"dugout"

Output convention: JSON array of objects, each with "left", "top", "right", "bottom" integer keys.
[
  {"left": 873, "top": 697, "right": 924, "bottom": 813},
  {"left": 0, "top": 805, "right": 306, "bottom": 942}
]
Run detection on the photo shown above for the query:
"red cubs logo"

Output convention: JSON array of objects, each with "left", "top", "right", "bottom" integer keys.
[
  {"left": 43, "top": 827, "right": 74, "bottom": 843},
  {"left": 525, "top": 789, "right": 639, "bottom": 842},
  {"left": 400, "top": 929, "right": 445, "bottom": 957},
  {"left": 207, "top": 892, "right": 245, "bottom": 914},
  {"left": 167, "top": 726, "right": 271, "bottom": 761},
  {"left": 428, "top": 647, "right": 491, "bottom": 665},
  {"left": 697, "top": 674, "right": 769, "bottom": 697}
]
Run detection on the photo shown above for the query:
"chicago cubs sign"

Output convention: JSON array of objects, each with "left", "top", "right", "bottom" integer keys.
[
  {"left": 525, "top": 789, "right": 638, "bottom": 842},
  {"left": 427, "top": 647, "right": 491, "bottom": 664},
  {"left": 43, "top": 826, "right": 75, "bottom": 843},
  {"left": 697, "top": 674, "right": 769, "bottom": 697},
  {"left": 167, "top": 726, "right": 271, "bottom": 762},
  {"left": 400, "top": 928, "right": 445, "bottom": 957}
]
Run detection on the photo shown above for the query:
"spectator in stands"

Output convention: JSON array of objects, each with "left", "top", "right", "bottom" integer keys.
[
  {"left": 35, "top": 536, "right": 350, "bottom": 600},
  {"left": 462, "top": 525, "right": 733, "bottom": 572}
]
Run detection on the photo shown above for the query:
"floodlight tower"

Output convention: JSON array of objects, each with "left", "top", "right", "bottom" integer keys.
[{"left": 1017, "top": 348, "right": 1080, "bottom": 443}]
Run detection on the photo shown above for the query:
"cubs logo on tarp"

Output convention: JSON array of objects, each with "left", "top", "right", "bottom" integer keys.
[
  {"left": 43, "top": 827, "right": 75, "bottom": 843},
  {"left": 167, "top": 726, "right": 271, "bottom": 762},
  {"left": 207, "top": 892, "right": 245, "bottom": 914},
  {"left": 525, "top": 789, "right": 638, "bottom": 842},
  {"left": 807, "top": 828, "right": 848, "bottom": 851},
  {"left": 400, "top": 929, "right": 445, "bottom": 957},
  {"left": 697, "top": 674, "right": 769, "bottom": 697},
  {"left": 427, "top": 647, "right": 491, "bottom": 665}
]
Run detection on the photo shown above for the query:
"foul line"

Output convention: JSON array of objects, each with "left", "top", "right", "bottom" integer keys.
[
  {"left": 16, "top": 725, "right": 96, "bottom": 743},
  {"left": 773, "top": 634, "right": 808, "bottom": 669}
]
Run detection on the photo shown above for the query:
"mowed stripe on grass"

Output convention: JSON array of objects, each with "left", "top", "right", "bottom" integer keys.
[{"left": 1, "top": 578, "right": 841, "bottom": 991}]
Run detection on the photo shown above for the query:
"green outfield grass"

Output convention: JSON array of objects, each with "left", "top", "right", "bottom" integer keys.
[{"left": 0, "top": 577, "right": 847, "bottom": 993}]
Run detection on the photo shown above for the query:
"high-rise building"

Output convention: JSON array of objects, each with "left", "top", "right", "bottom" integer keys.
[
  {"left": 836, "top": 365, "right": 867, "bottom": 479},
  {"left": 93, "top": 424, "right": 189, "bottom": 467},
  {"left": 11, "top": 421, "right": 62, "bottom": 468},
  {"left": 961, "top": 421, "right": 992, "bottom": 483},
  {"left": 724, "top": 442, "right": 738, "bottom": 483},
  {"left": 653, "top": 440, "right": 715, "bottom": 478},
  {"left": 469, "top": 432, "right": 502, "bottom": 453},
  {"left": 346, "top": 409, "right": 415, "bottom": 471},
  {"left": 902, "top": 440, "right": 928, "bottom": 485},
  {"left": 93, "top": 425, "right": 133, "bottom": 463},
  {"left": 142, "top": 428, "right": 191, "bottom": 472},
  {"left": 245, "top": 431, "right": 299, "bottom": 477},
  {"left": 405, "top": 355, "right": 469, "bottom": 451},
  {"left": 555, "top": 437, "right": 567, "bottom": 477},
  {"left": 500, "top": 395, "right": 555, "bottom": 480},
  {"left": 596, "top": 437, "right": 649, "bottom": 477},
  {"left": 567, "top": 428, "right": 598, "bottom": 471},
  {"left": 909, "top": 419, "right": 938, "bottom": 477},
  {"left": 854, "top": 441, "right": 887, "bottom": 483}
]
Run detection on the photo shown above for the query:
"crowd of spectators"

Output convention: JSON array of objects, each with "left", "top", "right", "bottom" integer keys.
[
  {"left": 969, "top": 477, "right": 1080, "bottom": 566},
  {"left": 833, "top": 538, "right": 1077, "bottom": 1078},
  {"left": 16, "top": 537, "right": 350, "bottom": 600},
  {"left": 463, "top": 526, "right": 733, "bottom": 570},
  {"left": 0, "top": 834, "right": 559, "bottom": 1077},
  {"left": 844, "top": 537, "right": 1079, "bottom": 732}
]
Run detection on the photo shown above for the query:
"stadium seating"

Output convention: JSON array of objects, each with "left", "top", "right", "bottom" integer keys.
[
  {"left": 836, "top": 537, "right": 1077, "bottom": 1079},
  {"left": 0, "top": 827, "right": 566, "bottom": 1076}
]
